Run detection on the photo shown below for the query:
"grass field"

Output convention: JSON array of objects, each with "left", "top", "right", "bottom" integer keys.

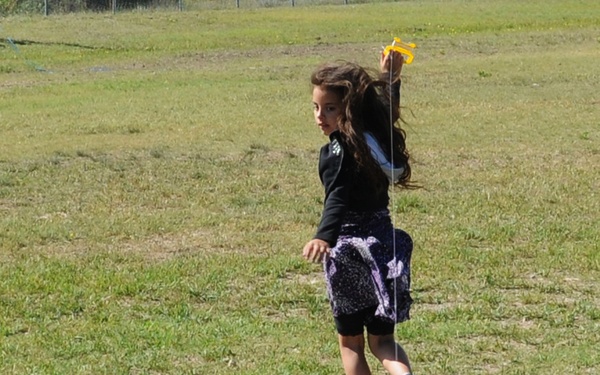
[{"left": 1, "top": 0, "right": 599, "bottom": 373}]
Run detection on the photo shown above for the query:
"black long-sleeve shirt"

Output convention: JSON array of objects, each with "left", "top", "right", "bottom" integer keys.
[{"left": 314, "top": 131, "right": 390, "bottom": 246}]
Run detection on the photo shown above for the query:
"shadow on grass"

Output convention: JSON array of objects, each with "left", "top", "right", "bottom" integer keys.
[{"left": 2, "top": 38, "right": 112, "bottom": 50}]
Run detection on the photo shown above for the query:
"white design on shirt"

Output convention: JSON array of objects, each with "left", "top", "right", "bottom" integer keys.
[{"left": 365, "top": 132, "right": 404, "bottom": 183}]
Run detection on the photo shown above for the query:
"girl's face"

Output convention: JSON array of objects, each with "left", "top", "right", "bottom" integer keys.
[{"left": 312, "top": 85, "right": 342, "bottom": 136}]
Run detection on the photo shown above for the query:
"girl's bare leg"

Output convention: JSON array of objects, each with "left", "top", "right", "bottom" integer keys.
[
  {"left": 367, "top": 333, "right": 411, "bottom": 375},
  {"left": 338, "top": 334, "right": 372, "bottom": 375}
]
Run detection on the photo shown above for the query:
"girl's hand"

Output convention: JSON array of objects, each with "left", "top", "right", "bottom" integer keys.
[
  {"left": 302, "top": 239, "right": 331, "bottom": 263},
  {"left": 380, "top": 50, "right": 404, "bottom": 79}
]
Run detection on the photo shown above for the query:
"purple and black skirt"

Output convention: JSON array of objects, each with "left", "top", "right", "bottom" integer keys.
[{"left": 324, "top": 209, "right": 413, "bottom": 324}]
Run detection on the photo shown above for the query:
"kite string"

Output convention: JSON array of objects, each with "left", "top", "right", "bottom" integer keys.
[{"left": 388, "top": 49, "right": 399, "bottom": 363}]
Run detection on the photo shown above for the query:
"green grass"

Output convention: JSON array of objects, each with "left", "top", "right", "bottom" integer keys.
[{"left": 1, "top": 0, "right": 599, "bottom": 373}]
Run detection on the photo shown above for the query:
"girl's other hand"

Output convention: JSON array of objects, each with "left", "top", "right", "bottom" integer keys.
[
  {"left": 302, "top": 239, "right": 331, "bottom": 263},
  {"left": 380, "top": 50, "right": 404, "bottom": 78}
]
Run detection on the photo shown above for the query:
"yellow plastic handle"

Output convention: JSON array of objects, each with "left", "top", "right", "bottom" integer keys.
[{"left": 383, "top": 37, "right": 417, "bottom": 64}]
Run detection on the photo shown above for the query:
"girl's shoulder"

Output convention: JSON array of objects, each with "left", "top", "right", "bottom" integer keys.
[
  {"left": 319, "top": 139, "right": 342, "bottom": 166},
  {"left": 319, "top": 132, "right": 347, "bottom": 182},
  {"left": 320, "top": 131, "right": 344, "bottom": 156}
]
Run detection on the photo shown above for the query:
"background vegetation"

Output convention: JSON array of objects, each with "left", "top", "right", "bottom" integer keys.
[
  {"left": 1, "top": 0, "right": 599, "bottom": 373},
  {"left": 2, "top": 0, "right": 370, "bottom": 16}
]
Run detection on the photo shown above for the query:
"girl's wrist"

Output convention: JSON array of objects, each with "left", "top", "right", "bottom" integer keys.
[{"left": 381, "top": 70, "right": 401, "bottom": 81}]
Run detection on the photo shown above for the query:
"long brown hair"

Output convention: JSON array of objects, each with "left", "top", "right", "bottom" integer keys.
[{"left": 311, "top": 61, "right": 412, "bottom": 189}]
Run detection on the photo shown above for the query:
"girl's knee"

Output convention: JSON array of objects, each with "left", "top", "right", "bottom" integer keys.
[
  {"left": 367, "top": 333, "right": 395, "bottom": 352},
  {"left": 339, "top": 334, "right": 366, "bottom": 350}
]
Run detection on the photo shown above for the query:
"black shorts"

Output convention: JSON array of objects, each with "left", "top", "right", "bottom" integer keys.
[{"left": 334, "top": 306, "right": 395, "bottom": 336}]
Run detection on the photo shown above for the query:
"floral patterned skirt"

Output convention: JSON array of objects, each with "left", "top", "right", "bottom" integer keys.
[{"left": 324, "top": 209, "right": 413, "bottom": 324}]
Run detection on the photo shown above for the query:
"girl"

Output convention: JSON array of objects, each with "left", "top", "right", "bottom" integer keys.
[{"left": 302, "top": 50, "right": 415, "bottom": 375}]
